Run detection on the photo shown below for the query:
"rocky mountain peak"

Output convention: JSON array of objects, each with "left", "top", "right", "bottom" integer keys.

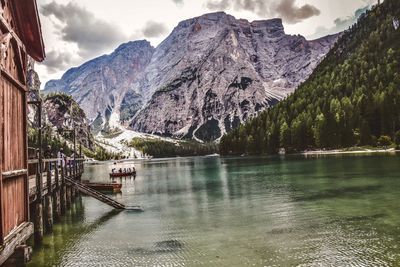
[
  {"left": 251, "top": 18, "right": 285, "bottom": 34},
  {"left": 44, "top": 12, "right": 338, "bottom": 142},
  {"left": 114, "top": 40, "right": 153, "bottom": 54}
]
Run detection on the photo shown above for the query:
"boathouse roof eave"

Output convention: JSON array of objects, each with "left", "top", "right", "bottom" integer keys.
[{"left": 12, "top": 0, "right": 45, "bottom": 62}]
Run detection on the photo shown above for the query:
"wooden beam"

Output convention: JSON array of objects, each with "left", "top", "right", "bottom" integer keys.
[
  {"left": 0, "top": 222, "right": 33, "bottom": 266},
  {"left": 0, "top": 16, "right": 25, "bottom": 52},
  {"left": 0, "top": 51, "right": 4, "bottom": 243},
  {"left": 1, "top": 169, "right": 27, "bottom": 178},
  {"left": 0, "top": 67, "right": 27, "bottom": 92},
  {"left": 23, "top": 89, "right": 29, "bottom": 223},
  {"left": 28, "top": 159, "right": 39, "bottom": 164},
  {"left": 11, "top": 40, "right": 25, "bottom": 82},
  {"left": 2, "top": 245, "right": 32, "bottom": 266}
]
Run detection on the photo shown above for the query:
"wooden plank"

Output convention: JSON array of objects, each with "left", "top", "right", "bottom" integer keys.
[
  {"left": 23, "top": 89, "right": 29, "bottom": 222},
  {"left": 0, "top": 1, "right": 41, "bottom": 253},
  {"left": 12, "top": 41, "right": 25, "bottom": 82},
  {"left": 2, "top": 169, "right": 27, "bottom": 178},
  {"left": 0, "top": 45, "right": 4, "bottom": 243},
  {"left": 0, "top": 15, "right": 26, "bottom": 53},
  {"left": 46, "top": 162, "right": 51, "bottom": 192},
  {"left": 28, "top": 159, "right": 38, "bottom": 164},
  {"left": 0, "top": 222, "right": 33, "bottom": 266},
  {"left": 66, "top": 178, "right": 127, "bottom": 210},
  {"left": 0, "top": 35, "right": 29, "bottom": 241},
  {"left": 2, "top": 245, "right": 32, "bottom": 266},
  {"left": 0, "top": 68, "right": 27, "bottom": 92},
  {"left": 2, "top": 176, "right": 26, "bottom": 236}
]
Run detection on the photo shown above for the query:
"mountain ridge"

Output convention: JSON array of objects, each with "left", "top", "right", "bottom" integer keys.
[
  {"left": 220, "top": 0, "right": 400, "bottom": 154},
  {"left": 44, "top": 11, "right": 338, "bottom": 141}
]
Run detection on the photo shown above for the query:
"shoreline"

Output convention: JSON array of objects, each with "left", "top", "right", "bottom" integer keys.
[{"left": 301, "top": 148, "right": 399, "bottom": 156}]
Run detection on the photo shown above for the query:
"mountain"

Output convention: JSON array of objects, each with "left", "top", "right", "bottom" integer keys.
[
  {"left": 220, "top": 0, "right": 400, "bottom": 155},
  {"left": 43, "top": 93, "right": 93, "bottom": 149},
  {"left": 44, "top": 12, "right": 338, "bottom": 141},
  {"left": 44, "top": 40, "right": 155, "bottom": 128},
  {"left": 28, "top": 92, "right": 95, "bottom": 157}
]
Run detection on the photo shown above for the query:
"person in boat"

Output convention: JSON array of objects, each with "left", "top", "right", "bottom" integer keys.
[
  {"left": 111, "top": 168, "right": 115, "bottom": 173},
  {"left": 119, "top": 168, "right": 122, "bottom": 173}
]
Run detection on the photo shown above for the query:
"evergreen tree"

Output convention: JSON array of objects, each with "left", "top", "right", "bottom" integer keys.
[{"left": 220, "top": 0, "right": 400, "bottom": 155}]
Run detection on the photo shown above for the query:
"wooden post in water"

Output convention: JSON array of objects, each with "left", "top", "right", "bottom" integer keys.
[
  {"left": 44, "top": 161, "right": 53, "bottom": 232},
  {"left": 66, "top": 186, "right": 71, "bottom": 209},
  {"left": 71, "top": 186, "right": 74, "bottom": 204},
  {"left": 60, "top": 165, "right": 67, "bottom": 214},
  {"left": 53, "top": 163, "right": 61, "bottom": 221},
  {"left": 33, "top": 201, "right": 43, "bottom": 244},
  {"left": 44, "top": 195, "right": 53, "bottom": 232},
  {"left": 33, "top": 161, "right": 44, "bottom": 244},
  {"left": 46, "top": 161, "right": 51, "bottom": 192},
  {"left": 2, "top": 245, "right": 32, "bottom": 267},
  {"left": 53, "top": 190, "right": 61, "bottom": 222}
]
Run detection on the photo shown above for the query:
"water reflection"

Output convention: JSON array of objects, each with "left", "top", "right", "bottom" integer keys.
[
  {"left": 28, "top": 154, "right": 400, "bottom": 266},
  {"left": 28, "top": 197, "right": 121, "bottom": 267}
]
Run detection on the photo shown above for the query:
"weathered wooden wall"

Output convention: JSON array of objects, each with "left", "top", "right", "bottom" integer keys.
[{"left": 0, "top": 0, "right": 29, "bottom": 244}]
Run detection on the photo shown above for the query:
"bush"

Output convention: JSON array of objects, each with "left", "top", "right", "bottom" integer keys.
[
  {"left": 377, "top": 135, "right": 392, "bottom": 147},
  {"left": 395, "top": 131, "right": 400, "bottom": 145}
]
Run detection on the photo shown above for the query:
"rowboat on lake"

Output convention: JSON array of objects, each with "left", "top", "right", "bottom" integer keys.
[
  {"left": 109, "top": 171, "right": 136, "bottom": 178},
  {"left": 82, "top": 180, "right": 122, "bottom": 193}
]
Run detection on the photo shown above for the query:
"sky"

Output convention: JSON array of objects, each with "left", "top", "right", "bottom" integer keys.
[{"left": 36, "top": 0, "right": 378, "bottom": 87}]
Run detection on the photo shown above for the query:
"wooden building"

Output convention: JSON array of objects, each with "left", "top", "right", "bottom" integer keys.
[{"left": 0, "top": 0, "right": 45, "bottom": 264}]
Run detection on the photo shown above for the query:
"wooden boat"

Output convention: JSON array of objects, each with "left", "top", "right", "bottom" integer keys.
[
  {"left": 109, "top": 171, "right": 136, "bottom": 178},
  {"left": 82, "top": 181, "right": 122, "bottom": 193}
]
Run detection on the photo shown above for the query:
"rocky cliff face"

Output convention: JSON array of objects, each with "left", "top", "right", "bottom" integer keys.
[
  {"left": 28, "top": 64, "right": 93, "bottom": 151},
  {"left": 44, "top": 12, "right": 338, "bottom": 141},
  {"left": 43, "top": 93, "right": 93, "bottom": 148},
  {"left": 45, "top": 41, "right": 155, "bottom": 124}
]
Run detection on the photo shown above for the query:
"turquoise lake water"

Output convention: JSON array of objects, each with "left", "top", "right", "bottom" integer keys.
[{"left": 28, "top": 153, "right": 400, "bottom": 266}]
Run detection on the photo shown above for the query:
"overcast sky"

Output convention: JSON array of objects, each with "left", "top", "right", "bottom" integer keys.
[{"left": 36, "top": 0, "right": 378, "bottom": 86}]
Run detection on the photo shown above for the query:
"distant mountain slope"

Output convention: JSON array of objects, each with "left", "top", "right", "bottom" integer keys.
[
  {"left": 220, "top": 0, "right": 400, "bottom": 155},
  {"left": 43, "top": 93, "right": 93, "bottom": 148},
  {"left": 45, "top": 41, "right": 155, "bottom": 123},
  {"left": 131, "top": 13, "right": 338, "bottom": 141},
  {"left": 44, "top": 12, "right": 338, "bottom": 141}
]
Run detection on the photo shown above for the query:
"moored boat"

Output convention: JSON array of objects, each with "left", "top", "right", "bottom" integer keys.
[
  {"left": 82, "top": 181, "right": 122, "bottom": 193},
  {"left": 109, "top": 171, "right": 136, "bottom": 178}
]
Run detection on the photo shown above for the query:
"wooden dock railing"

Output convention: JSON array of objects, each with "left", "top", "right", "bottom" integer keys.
[
  {"left": 26, "top": 158, "right": 85, "bottom": 245},
  {"left": 27, "top": 158, "right": 85, "bottom": 203}
]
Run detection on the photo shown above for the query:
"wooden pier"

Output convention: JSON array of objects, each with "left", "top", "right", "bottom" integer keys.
[
  {"left": 0, "top": 158, "right": 85, "bottom": 266},
  {"left": 0, "top": 0, "right": 45, "bottom": 265},
  {"left": 0, "top": 0, "right": 140, "bottom": 264},
  {"left": 26, "top": 158, "right": 85, "bottom": 245}
]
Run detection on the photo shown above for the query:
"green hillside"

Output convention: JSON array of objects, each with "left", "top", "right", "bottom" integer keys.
[{"left": 220, "top": 0, "right": 400, "bottom": 155}]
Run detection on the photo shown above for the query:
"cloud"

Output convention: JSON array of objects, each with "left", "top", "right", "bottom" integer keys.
[
  {"left": 142, "top": 21, "right": 169, "bottom": 38},
  {"left": 205, "top": 0, "right": 320, "bottom": 24},
  {"left": 308, "top": 5, "right": 369, "bottom": 40},
  {"left": 172, "top": 0, "right": 184, "bottom": 5},
  {"left": 41, "top": 50, "right": 75, "bottom": 73},
  {"left": 41, "top": 1, "right": 126, "bottom": 58},
  {"left": 275, "top": 0, "right": 320, "bottom": 24}
]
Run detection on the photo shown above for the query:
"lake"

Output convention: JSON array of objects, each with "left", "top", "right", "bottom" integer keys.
[{"left": 28, "top": 153, "right": 400, "bottom": 266}]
